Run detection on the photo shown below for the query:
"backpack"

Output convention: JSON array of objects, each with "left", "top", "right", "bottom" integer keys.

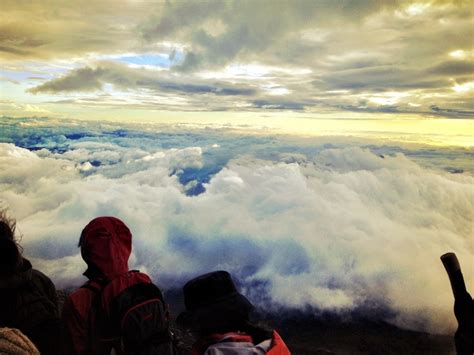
[{"left": 83, "top": 270, "right": 174, "bottom": 355}]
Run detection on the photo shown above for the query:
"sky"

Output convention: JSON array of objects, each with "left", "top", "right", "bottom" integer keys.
[
  {"left": 0, "top": 0, "right": 473, "bottom": 336},
  {"left": 0, "top": 0, "right": 473, "bottom": 145}
]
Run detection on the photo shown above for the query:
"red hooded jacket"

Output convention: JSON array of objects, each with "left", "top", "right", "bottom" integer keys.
[{"left": 62, "top": 217, "right": 151, "bottom": 354}]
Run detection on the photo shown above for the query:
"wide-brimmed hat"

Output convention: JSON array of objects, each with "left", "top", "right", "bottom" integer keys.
[{"left": 177, "top": 271, "right": 254, "bottom": 332}]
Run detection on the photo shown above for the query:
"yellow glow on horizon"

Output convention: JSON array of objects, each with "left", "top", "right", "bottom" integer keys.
[
  {"left": 269, "top": 116, "right": 474, "bottom": 147},
  {"left": 43, "top": 108, "right": 472, "bottom": 147}
]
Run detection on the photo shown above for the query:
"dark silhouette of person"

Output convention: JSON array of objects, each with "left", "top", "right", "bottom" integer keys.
[
  {"left": 441, "top": 253, "right": 474, "bottom": 355},
  {"left": 0, "top": 209, "right": 60, "bottom": 355},
  {"left": 177, "top": 270, "right": 291, "bottom": 354}
]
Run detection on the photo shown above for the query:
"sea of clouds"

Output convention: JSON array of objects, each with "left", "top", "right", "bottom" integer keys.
[{"left": 1, "top": 116, "right": 473, "bottom": 334}]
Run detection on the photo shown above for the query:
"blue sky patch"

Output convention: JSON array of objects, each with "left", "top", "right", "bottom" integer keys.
[{"left": 116, "top": 53, "right": 185, "bottom": 68}]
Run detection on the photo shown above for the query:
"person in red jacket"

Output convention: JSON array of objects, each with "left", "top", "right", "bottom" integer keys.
[
  {"left": 61, "top": 216, "right": 160, "bottom": 354},
  {"left": 177, "top": 271, "right": 291, "bottom": 355}
]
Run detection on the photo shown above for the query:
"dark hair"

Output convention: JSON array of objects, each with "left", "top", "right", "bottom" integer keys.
[
  {"left": 0, "top": 209, "right": 22, "bottom": 271},
  {"left": 0, "top": 209, "right": 16, "bottom": 241}
]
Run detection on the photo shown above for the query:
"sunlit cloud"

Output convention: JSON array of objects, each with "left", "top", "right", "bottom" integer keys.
[
  {"left": 452, "top": 81, "right": 474, "bottom": 93},
  {"left": 405, "top": 2, "right": 430, "bottom": 16},
  {"left": 368, "top": 92, "right": 410, "bottom": 106},
  {"left": 263, "top": 85, "right": 291, "bottom": 96},
  {"left": 449, "top": 50, "right": 469, "bottom": 59}
]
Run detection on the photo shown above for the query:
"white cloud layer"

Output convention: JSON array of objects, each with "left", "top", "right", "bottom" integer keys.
[{"left": 1, "top": 133, "right": 472, "bottom": 334}]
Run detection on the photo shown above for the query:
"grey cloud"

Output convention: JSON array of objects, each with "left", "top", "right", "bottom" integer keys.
[
  {"left": 322, "top": 95, "right": 474, "bottom": 119},
  {"left": 315, "top": 66, "right": 449, "bottom": 92},
  {"left": 28, "top": 67, "right": 105, "bottom": 93},
  {"left": 0, "top": 45, "right": 31, "bottom": 56},
  {"left": 252, "top": 99, "right": 305, "bottom": 110},
  {"left": 315, "top": 56, "right": 474, "bottom": 94},
  {"left": 143, "top": 0, "right": 405, "bottom": 72},
  {"left": 27, "top": 62, "right": 258, "bottom": 97},
  {"left": 335, "top": 104, "right": 400, "bottom": 114},
  {"left": 158, "top": 81, "right": 256, "bottom": 96},
  {"left": 428, "top": 61, "right": 474, "bottom": 76},
  {"left": 0, "top": 24, "right": 48, "bottom": 56},
  {"left": 141, "top": 1, "right": 226, "bottom": 40},
  {"left": 0, "top": 1, "right": 159, "bottom": 60},
  {"left": 31, "top": 57, "right": 474, "bottom": 117},
  {"left": 430, "top": 105, "right": 474, "bottom": 118}
]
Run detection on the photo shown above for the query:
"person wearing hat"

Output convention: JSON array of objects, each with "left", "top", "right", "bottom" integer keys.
[{"left": 177, "top": 270, "right": 291, "bottom": 355}]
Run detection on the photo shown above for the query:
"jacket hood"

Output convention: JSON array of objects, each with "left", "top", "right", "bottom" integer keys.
[{"left": 80, "top": 216, "right": 132, "bottom": 279}]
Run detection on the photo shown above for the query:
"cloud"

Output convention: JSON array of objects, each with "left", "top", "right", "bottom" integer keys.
[
  {"left": 1, "top": 1, "right": 470, "bottom": 117},
  {"left": 316, "top": 66, "right": 447, "bottom": 91},
  {"left": 428, "top": 60, "right": 474, "bottom": 76},
  {"left": 141, "top": 0, "right": 405, "bottom": 72},
  {"left": 0, "top": 1, "right": 160, "bottom": 60},
  {"left": 252, "top": 99, "right": 305, "bottom": 110},
  {"left": 28, "top": 67, "right": 105, "bottom": 93},
  {"left": 429, "top": 105, "right": 474, "bottom": 118},
  {"left": 29, "top": 56, "right": 474, "bottom": 117},
  {"left": 27, "top": 61, "right": 258, "bottom": 97},
  {"left": 1, "top": 118, "right": 473, "bottom": 334}
]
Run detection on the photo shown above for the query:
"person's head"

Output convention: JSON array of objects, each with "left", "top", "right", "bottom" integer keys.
[
  {"left": 177, "top": 271, "right": 255, "bottom": 335},
  {"left": 0, "top": 209, "right": 21, "bottom": 272},
  {"left": 78, "top": 216, "right": 132, "bottom": 280}
]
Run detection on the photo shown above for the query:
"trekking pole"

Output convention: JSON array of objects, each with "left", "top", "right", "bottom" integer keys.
[{"left": 440, "top": 252, "right": 474, "bottom": 355}]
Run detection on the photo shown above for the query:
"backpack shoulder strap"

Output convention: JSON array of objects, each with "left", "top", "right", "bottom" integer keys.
[{"left": 80, "top": 279, "right": 110, "bottom": 354}]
